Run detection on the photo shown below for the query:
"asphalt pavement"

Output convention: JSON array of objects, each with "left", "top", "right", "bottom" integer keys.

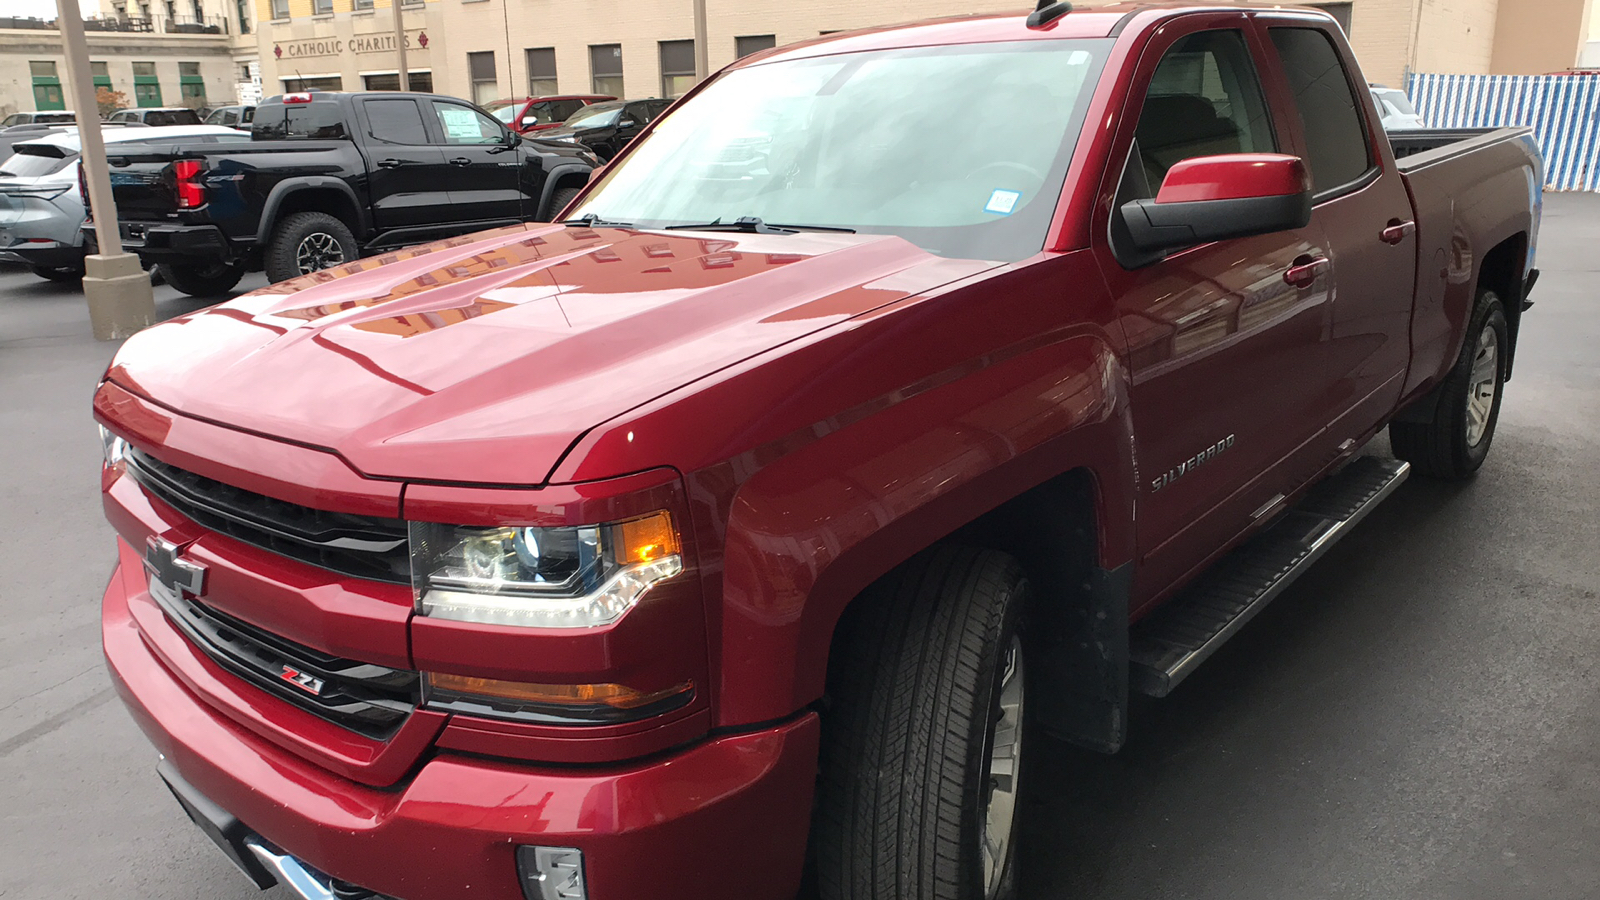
[{"left": 1, "top": 196, "right": 1597, "bottom": 900}]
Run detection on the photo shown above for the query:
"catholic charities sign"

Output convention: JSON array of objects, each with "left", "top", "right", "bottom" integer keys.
[{"left": 274, "top": 30, "right": 429, "bottom": 59}]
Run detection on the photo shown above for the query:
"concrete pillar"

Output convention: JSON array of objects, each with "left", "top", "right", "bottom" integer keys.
[
  {"left": 82, "top": 254, "right": 155, "bottom": 341},
  {"left": 57, "top": 0, "right": 157, "bottom": 340}
]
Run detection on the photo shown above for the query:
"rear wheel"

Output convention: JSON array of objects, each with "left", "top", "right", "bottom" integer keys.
[
  {"left": 30, "top": 264, "right": 84, "bottom": 283},
  {"left": 157, "top": 260, "right": 247, "bottom": 297},
  {"left": 815, "top": 547, "right": 1029, "bottom": 900},
  {"left": 263, "top": 211, "right": 357, "bottom": 283},
  {"left": 1390, "top": 289, "right": 1508, "bottom": 478}
]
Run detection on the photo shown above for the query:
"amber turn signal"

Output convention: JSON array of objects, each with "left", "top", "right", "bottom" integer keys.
[
  {"left": 617, "top": 511, "right": 679, "bottom": 564},
  {"left": 425, "top": 672, "right": 695, "bottom": 719}
]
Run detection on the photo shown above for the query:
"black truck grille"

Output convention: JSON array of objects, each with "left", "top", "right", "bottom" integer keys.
[
  {"left": 150, "top": 582, "right": 418, "bottom": 738},
  {"left": 125, "top": 447, "right": 411, "bottom": 584}
]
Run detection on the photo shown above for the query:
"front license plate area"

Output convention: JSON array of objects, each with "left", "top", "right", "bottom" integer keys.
[{"left": 156, "top": 758, "right": 277, "bottom": 889}]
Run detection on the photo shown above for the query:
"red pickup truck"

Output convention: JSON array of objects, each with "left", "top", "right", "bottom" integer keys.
[{"left": 95, "top": 5, "right": 1541, "bottom": 900}]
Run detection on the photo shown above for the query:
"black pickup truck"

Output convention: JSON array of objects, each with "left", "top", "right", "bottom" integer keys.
[{"left": 90, "top": 91, "right": 598, "bottom": 296}]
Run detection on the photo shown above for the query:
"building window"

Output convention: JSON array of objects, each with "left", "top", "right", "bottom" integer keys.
[
  {"left": 179, "top": 60, "right": 204, "bottom": 106},
  {"left": 313, "top": 0, "right": 332, "bottom": 14},
  {"left": 467, "top": 51, "right": 497, "bottom": 104},
  {"left": 235, "top": 0, "right": 250, "bottom": 32},
  {"left": 590, "top": 44, "right": 623, "bottom": 98},
  {"left": 29, "top": 61, "right": 65, "bottom": 111},
  {"left": 526, "top": 47, "right": 557, "bottom": 96},
  {"left": 735, "top": 34, "right": 775, "bottom": 58},
  {"left": 132, "top": 61, "right": 162, "bottom": 106},
  {"left": 270, "top": 0, "right": 288, "bottom": 18},
  {"left": 363, "top": 71, "right": 433, "bottom": 91},
  {"left": 659, "top": 40, "right": 695, "bottom": 99},
  {"left": 92, "top": 60, "right": 112, "bottom": 90},
  {"left": 354, "top": 0, "right": 373, "bottom": 9},
  {"left": 282, "top": 75, "right": 344, "bottom": 92}
]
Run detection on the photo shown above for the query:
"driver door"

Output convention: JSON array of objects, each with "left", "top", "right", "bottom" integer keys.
[{"left": 1093, "top": 19, "right": 1339, "bottom": 612}]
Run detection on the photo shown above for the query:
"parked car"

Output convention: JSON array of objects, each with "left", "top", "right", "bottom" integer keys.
[
  {"left": 535, "top": 97, "right": 672, "bottom": 159},
  {"left": 105, "top": 107, "right": 203, "bottom": 126},
  {"left": 0, "top": 111, "right": 75, "bottom": 127},
  {"left": 203, "top": 104, "right": 256, "bottom": 130},
  {"left": 483, "top": 94, "right": 614, "bottom": 134},
  {"left": 0, "top": 125, "right": 245, "bottom": 280},
  {"left": 95, "top": 7, "right": 1540, "bottom": 900},
  {"left": 89, "top": 90, "right": 599, "bottom": 295},
  {"left": 1370, "top": 84, "right": 1427, "bottom": 130}
]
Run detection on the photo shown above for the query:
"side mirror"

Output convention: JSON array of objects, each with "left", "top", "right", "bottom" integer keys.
[
  {"left": 521, "top": 116, "right": 537, "bottom": 127},
  {"left": 505, "top": 129, "right": 523, "bottom": 147},
  {"left": 618, "top": 116, "right": 639, "bottom": 129},
  {"left": 1118, "top": 154, "right": 1312, "bottom": 256}
]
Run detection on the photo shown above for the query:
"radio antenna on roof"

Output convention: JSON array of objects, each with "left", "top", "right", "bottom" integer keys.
[{"left": 1027, "top": 0, "right": 1073, "bottom": 28}]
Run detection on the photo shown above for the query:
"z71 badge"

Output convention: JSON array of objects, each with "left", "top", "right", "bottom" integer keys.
[{"left": 1151, "top": 435, "right": 1235, "bottom": 492}]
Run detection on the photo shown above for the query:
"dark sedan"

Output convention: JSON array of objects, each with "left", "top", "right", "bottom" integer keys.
[{"left": 535, "top": 98, "right": 672, "bottom": 160}]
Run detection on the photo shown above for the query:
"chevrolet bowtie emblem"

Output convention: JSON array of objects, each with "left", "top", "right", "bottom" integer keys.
[{"left": 143, "top": 537, "right": 208, "bottom": 599}]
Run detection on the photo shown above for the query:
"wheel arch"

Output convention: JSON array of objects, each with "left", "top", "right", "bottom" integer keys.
[
  {"left": 257, "top": 179, "right": 369, "bottom": 243},
  {"left": 536, "top": 164, "right": 593, "bottom": 221},
  {"left": 1475, "top": 231, "right": 1528, "bottom": 380}
]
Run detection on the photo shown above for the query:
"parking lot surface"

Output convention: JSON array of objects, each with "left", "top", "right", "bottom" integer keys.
[{"left": 2, "top": 196, "right": 1597, "bottom": 899}]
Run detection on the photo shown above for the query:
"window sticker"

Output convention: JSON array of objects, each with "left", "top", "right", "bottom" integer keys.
[
  {"left": 985, "top": 189, "right": 1021, "bottom": 215},
  {"left": 439, "top": 107, "right": 484, "bottom": 140}
]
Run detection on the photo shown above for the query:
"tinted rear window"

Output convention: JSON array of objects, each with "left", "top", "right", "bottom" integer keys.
[
  {"left": 146, "top": 110, "right": 203, "bottom": 126},
  {"left": 252, "top": 102, "right": 349, "bottom": 140},
  {"left": 1, "top": 147, "right": 70, "bottom": 177}
]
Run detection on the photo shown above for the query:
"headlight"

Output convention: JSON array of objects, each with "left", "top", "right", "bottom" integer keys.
[
  {"left": 99, "top": 424, "right": 129, "bottom": 469},
  {"left": 410, "top": 511, "right": 683, "bottom": 628}
]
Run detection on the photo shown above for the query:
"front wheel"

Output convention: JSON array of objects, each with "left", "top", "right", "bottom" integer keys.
[
  {"left": 157, "top": 260, "right": 246, "bottom": 297},
  {"left": 263, "top": 211, "right": 357, "bottom": 283},
  {"left": 815, "top": 547, "right": 1029, "bottom": 900},
  {"left": 1390, "top": 289, "right": 1508, "bottom": 478}
]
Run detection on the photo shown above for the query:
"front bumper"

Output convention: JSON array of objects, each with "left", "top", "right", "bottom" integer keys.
[{"left": 103, "top": 557, "right": 819, "bottom": 900}]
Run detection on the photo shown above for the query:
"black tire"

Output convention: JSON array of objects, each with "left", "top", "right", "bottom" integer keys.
[
  {"left": 157, "top": 260, "right": 246, "bottom": 297},
  {"left": 1390, "top": 289, "right": 1508, "bottom": 478},
  {"left": 544, "top": 186, "right": 583, "bottom": 222},
  {"left": 30, "top": 264, "right": 84, "bottom": 282},
  {"left": 263, "top": 211, "right": 357, "bottom": 284},
  {"left": 815, "top": 547, "right": 1029, "bottom": 900}
]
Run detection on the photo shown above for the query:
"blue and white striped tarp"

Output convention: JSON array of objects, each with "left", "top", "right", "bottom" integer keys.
[{"left": 1408, "top": 72, "right": 1600, "bottom": 191}]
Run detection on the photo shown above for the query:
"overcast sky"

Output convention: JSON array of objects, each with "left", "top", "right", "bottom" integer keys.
[{"left": 2, "top": 0, "right": 83, "bottom": 19}]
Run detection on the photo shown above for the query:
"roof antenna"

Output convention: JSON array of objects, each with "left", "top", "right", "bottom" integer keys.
[{"left": 1026, "top": 0, "right": 1073, "bottom": 28}]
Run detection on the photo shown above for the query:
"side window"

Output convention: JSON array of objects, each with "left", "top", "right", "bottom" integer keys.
[
  {"left": 1132, "top": 29, "right": 1275, "bottom": 194},
  {"left": 430, "top": 101, "right": 504, "bottom": 144},
  {"left": 365, "top": 98, "right": 429, "bottom": 144},
  {"left": 551, "top": 99, "right": 582, "bottom": 121},
  {"left": 221, "top": 110, "right": 239, "bottom": 126},
  {"left": 1268, "top": 27, "right": 1372, "bottom": 193},
  {"left": 526, "top": 101, "right": 555, "bottom": 125}
]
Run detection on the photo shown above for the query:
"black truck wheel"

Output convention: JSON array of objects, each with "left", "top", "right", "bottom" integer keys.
[
  {"left": 157, "top": 261, "right": 247, "bottom": 297},
  {"left": 31, "top": 264, "right": 85, "bottom": 283},
  {"left": 1390, "top": 289, "right": 1508, "bottom": 479},
  {"left": 545, "top": 186, "right": 583, "bottom": 222},
  {"left": 264, "top": 212, "right": 357, "bottom": 283},
  {"left": 816, "top": 547, "right": 1029, "bottom": 900}
]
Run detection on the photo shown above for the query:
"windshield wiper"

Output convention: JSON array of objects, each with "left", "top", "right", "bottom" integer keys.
[
  {"left": 663, "top": 216, "right": 855, "bottom": 234},
  {"left": 560, "top": 213, "right": 634, "bottom": 228}
]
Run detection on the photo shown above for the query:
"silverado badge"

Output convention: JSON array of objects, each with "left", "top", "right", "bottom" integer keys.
[{"left": 1151, "top": 435, "right": 1236, "bottom": 492}]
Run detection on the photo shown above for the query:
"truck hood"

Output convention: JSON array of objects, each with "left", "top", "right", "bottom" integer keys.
[{"left": 109, "top": 223, "right": 996, "bottom": 484}]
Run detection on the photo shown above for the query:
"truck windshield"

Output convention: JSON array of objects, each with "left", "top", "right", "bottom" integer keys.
[{"left": 570, "top": 39, "right": 1111, "bottom": 262}]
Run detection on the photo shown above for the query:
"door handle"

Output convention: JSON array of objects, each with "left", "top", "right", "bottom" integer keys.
[
  {"left": 448, "top": 157, "right": 472, "bottom": 166},
  {"left": 1284, "top": 256, "right": 1330, "bottom": 288},
  {"left": 377, "top": 158, "right": 405, "bottom": 168},
  {"left": 1380, "top": 219, "right": 1416, "bottom": 244}
]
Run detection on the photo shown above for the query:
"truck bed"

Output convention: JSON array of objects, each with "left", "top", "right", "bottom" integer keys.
[{"left": 1388, "top": 126, "right": 1527, "bottom": 168}]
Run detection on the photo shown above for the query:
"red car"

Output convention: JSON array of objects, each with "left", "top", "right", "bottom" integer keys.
[
  {"left": 484, "top": 94, "right": 616, "bottom": 133},
  {"left": 98, "top": 4, "right": 1540, "bottom": 900}
]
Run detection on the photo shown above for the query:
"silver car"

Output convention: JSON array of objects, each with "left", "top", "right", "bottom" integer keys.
[
  {"left": 0, "top": 125, "right": 246, "bottom": 281},
  {"left": 1370, "top": 86, "right": 1427, "bottom": 131}
]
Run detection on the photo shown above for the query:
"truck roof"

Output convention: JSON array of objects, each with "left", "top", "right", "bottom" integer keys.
[{"left": 749, "top": 3, "right": 1333, "bottom": 66}]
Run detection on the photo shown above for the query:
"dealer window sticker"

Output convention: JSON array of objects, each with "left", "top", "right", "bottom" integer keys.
[{"left": 439, "top": 107, "right": 488, "bottom": 141}]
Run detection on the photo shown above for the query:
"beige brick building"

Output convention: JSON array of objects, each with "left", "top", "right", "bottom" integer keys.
[{"left": 1, "top": 0, "right": 1593, "bottom": 117}]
